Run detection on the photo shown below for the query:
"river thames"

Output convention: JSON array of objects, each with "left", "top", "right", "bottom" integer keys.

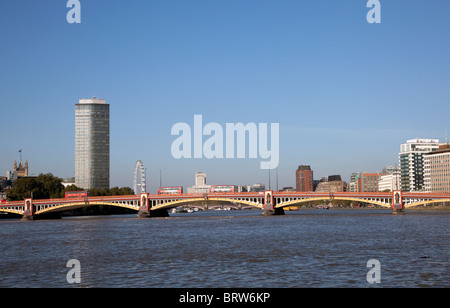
[{"left": 0, "top": 209, "right": 448, "bottom": 288}]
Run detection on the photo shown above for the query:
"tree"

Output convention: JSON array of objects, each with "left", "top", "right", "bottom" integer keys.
[
  {"left": 89, "top": 187, "right": 135, "bottom": 196},
  {"left": 7, "top": 173, "right": 64, "bottom": 201},
  {"left": 118, "top": 187, "right": 134, "bottom": 195},
  {"left": 36, "top": 173, "right": 65, "bottom": 198}
]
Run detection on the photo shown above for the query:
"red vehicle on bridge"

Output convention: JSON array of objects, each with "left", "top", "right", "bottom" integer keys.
[{"left": 65, "top": 191, "right": 89, "bottom": 199}]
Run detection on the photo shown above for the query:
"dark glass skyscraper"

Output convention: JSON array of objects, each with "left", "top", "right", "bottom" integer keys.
[{"left": 75, "top": 98, "right": 110, "bottom": 189}]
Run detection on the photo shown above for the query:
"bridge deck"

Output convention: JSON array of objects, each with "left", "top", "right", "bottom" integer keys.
[{"left": 1, "top": 191, "right": 449, "bottom": 217}]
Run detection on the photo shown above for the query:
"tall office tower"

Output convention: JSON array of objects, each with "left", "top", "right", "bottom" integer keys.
[
  {"left": 75, "top": 98, "right": 110, "bottom": 190},
  {"left": 295, "top": 165, "right": 314, "bottom": 192},
  {"left": 399, "top": 138, "right": 439, "bottom": 192}
]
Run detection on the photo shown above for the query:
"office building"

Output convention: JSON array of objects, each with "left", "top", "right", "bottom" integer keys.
[
  {"left": 237, "top": 185, "right": 251, "bottom": 192},
  {"left": 187, "top": 171, "right": 211, "bottom": 193},
  {"left": 360, "top": 173, "right": 381, "bottom": 192},
  {"left": 315, "top": 175, "right": 345, "bottom": 192},
  {"left": 348, "top": 173, "right": 360, "bottom": 192},
  {"left": 349, "top": 172, "right": 385, "bottom": 192},
  {"left": 75, "top": 98, "right": 110, "bottom": 190},
  {"left": 378, "top": 173, "right": 401, "bottom": 192},
  {"left": 295, "top": 165, "right": 314, "bottom": 192},
  {"left": 377, "top": 166, "right": 401, "bottom": 192},
  {"left": 251, "top": 183, "right": 266, "bottom": 192},
  {"left": 399, "top": 138, "right": 439, "bottom": 192},
  {"left": 195, "top": 172, "right": 207, "bottom": 186},
  {"left": 424, "top": 143, "right": 450, "bottom": 193}
]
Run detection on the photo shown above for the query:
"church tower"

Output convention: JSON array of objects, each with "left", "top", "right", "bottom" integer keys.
[{"left": 14, "top": 160, "right": 29, "bottom": 178}]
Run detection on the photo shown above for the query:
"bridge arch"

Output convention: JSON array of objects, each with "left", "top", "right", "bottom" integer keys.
[
  {"left": 150, "top": 197, "right": 263, "bottom": 211},
  {"left": 405, "top": 198, "right": 450, "bottom": 208},
  {"left": 0, "top": 208, "right": 23, "bottom": 216},
  {"left": 35, "top": 202, "right": 140, "bottom": 216},
  {"left": 274, "top": 197, "right": 391, "bottom": 209}
]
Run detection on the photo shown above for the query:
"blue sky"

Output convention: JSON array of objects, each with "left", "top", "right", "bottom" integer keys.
[{"left": 1, "top": 0, "right": 449, "bottom": 192}]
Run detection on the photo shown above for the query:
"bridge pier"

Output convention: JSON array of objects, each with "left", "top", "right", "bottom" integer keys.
[
  {"left": 262, "top": 207, "right": 285, "bottom": 216},
  {"left": 262, "top": 190, "right": 285, "bottom": 216},
  {"left": 391, "top": 206, "right": 405, "bottom": 215},
  {"left": 137, "top": 193, "right": 169, "bottom": 218},
  {"left": 391, "top": 209, "right": 405, "bottom": 214},
  {"left": 137, "top": 209, "right": 169, "bottom": 218},
  {"left": 21, "top": 198, "right": 35, "bottom": 220},
  {"left": 22, "top": 212, "right": 62, "bottom": 220},
  {"left": 20, "top": 198, "right": 62, "bottom": 220},
  {"left": 391, "top": 191, "right": 405, "bottom": 214}
]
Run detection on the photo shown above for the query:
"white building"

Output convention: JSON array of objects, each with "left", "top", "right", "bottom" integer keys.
[
  {"left": 187, "top": 171, "right": 211, "bottom": 193},
  {"left": 399, "top": 138, "right": 439, "bottom": 192},
  {"left": 378, "top": 173, "right": 401, "bottom": 192}
]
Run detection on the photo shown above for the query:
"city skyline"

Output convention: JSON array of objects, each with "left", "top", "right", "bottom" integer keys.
[{"left": 1, "top": 1, "right": 449, "bottom": 192}]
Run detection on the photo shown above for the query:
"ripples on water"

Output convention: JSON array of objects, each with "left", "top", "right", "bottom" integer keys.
[{"left": 0, "top": 210, "right": 448, "bottom": 288}]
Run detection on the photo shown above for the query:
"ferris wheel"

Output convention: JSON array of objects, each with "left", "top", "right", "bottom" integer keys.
[{"left": 133, "top": 160, "right": 147, "bottom": 194}]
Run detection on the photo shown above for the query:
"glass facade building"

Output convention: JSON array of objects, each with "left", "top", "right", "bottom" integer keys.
[{"left": 75, "top": 98, "right": 110, "bottom": 189}]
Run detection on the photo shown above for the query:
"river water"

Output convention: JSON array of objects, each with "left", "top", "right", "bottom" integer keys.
[{"left": 0, "top": 209, "right": 448, "bottom": 288}]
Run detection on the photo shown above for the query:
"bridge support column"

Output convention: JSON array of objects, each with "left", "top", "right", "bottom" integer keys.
[
  {"left": 137, "top": 193, "right": 169, "bottom": 218},
  {"left": 262, "top": 190, "right": 284, "bottom": 216},
  {"left": 391, "top": 207, "right": 405, "bottom": 214},
  {"left": 262, "top": 207, "right": 285, "bottom": 216},
  {"left": 138, "top": 209, "right": 169, "bottom": 218},
  {"left": 391, "top": 190, "right": 405, "bottom": 214},
  {"left": 138, "top": 193, "right": 150, "bottom": 218},
  {"left": 21, "top": 198, "right": 35, "bottom": 220}
]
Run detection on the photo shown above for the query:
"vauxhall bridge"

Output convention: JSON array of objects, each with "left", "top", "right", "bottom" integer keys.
[{"left": 1, "top": 190, "right": 450, "bottom": 220}]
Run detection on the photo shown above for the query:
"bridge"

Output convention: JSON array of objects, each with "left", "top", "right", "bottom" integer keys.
[{"left": 1, "top": 190, "right": 450, "bottom": 220}]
